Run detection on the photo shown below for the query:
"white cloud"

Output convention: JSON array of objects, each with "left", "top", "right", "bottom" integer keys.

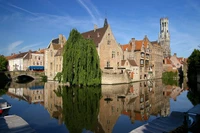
[
  {"left": 7, "top": 41, "right": 23, "bottom": 54},
  {"left": 20, "top": 42, "right": 43, "bottom": 51},
  {"left": 76, "top": 0, "right": 102, "bottom": 25},
  {"left": 8, "top": 3, "right": 38, "bottom": 17}
]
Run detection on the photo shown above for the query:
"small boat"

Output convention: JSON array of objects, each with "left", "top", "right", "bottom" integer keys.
[{"left": 0, "top": 97, "right": 12, "bottom": 116}]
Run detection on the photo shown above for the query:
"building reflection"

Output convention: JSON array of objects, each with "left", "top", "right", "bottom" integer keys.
[
  {"left": 44, "top": 82, "right": 63, "bottom": 124},
  {"left": 98, "top": 79, "right": 172, "bottom": 133},
  {"left": 6, "top": 79, "right": 189, "bottom": 133}
]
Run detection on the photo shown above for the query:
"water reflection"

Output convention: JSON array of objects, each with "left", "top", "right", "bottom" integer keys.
[{"left": 4, "top": 79, "right": 191, "bottom": 133}]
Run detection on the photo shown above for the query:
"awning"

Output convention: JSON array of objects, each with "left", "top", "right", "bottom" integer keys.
[
  {"left": 29, "top": 85, "right": 44, "bottom": 90},
  {"left": 29, "top": 66, "right": 44, "bottom": 70}
]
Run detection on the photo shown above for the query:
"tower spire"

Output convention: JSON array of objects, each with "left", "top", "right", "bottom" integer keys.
[{"left": 104, "top": 18, "right": 108, "bottom": 27}]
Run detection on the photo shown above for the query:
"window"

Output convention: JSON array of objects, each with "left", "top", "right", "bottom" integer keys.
[
  {"left": 112, "top": 51, "right": 115, "bottom": 58},
  {"left": 33, "top": 62, "right": 35, "bottom": 65},
  {"left": 50, "top": 62, "right": 52, "bottom": 70},
  {"left": 107, "top": 61, "right": 110, "bottom": 67},
  {"left": 37, "top": 62, "right": 39, "bottom": 65},
  {"left": 117, "top": 62, "right": 119, "bottom": 67},
  {"left": 107, "top": 40, "right": 111, "bottom": 45},
  {"left": 38, "top": 56, "right": 40, "bottom": 60},
  {"left": 140, "top": 59, "right": 144, "bottom": 65},
  {"left": 141, "top": 53, "right": 145, "bottom": 58}
]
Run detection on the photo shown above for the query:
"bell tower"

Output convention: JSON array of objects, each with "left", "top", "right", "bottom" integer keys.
[{"left": 159, "top": 18, "right": 171, "bottom": 57}]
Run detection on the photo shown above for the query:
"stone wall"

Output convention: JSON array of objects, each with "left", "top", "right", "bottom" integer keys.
[{"left": 102, "top": 71, "right": 130, "bottom": 84}]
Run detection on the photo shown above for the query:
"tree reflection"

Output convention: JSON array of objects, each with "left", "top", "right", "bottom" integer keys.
[{"left": 61, "top": 86, "right": 101, "bottom": 133}]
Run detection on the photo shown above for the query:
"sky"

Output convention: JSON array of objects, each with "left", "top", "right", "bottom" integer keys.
[{"left": 0, "top": 0, "right": 199, "bottom": 58}]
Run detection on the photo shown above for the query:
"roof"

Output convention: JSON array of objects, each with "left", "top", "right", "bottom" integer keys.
[
  {"left": 164, "top": 58, "right": 172, "bottom": 64},
  {"left": 151, "top": 41, "right": 158, "bottom": 44},
  {"left": 52, "top": 38, "right": 59, "bottom": 44},
  {"left": 15, "top": 52, "right": 28, "bottom": 59},
  {"left": 55, "top": 47, "right": 64, "bottom": 56},
  {"left": 135, "top": 40, "right": 149, "bottom": 51},
  {"left": 151, "top": 41, "right": 161, "bottom": 47},
  {"left": 52, "top": 44, "right": 61, "bottom": 50},
  {"left": 177, "top": 57, "right": 184, "bottom": 64},
  {"left": 82, "top": 25, "right": 108, "bottom": 47},
  {"left": 121, "top": 59, "right": 137, "bottom": 66},
  {"left": 128, "top": 59, "right": 138, "bottom": 66},
  {"left": 121, "top": 44, "right": 132, "bottom": 52},
  {"left": 32, "top": 49, "right": 45, "bottom": 54},
  {"left": 121, "top": 60, "right": 126, "bottom": 66},
  {"left": 6, "top": 54, "right": 18, "bottom": 60}
]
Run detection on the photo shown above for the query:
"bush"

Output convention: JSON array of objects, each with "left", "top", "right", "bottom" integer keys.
[{"left": 41, "top": 75, "right": 47, "bottom": 82}]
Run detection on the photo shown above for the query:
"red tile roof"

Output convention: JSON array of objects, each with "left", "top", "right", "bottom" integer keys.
[
  {"left": 135, "top": 40, "right": 149, "bottom": 51},
  {"left": 6, "top": 54, "right": 18, "bottom": 60},
  {"left": 121, "top": 44, "right": 132, "bottom": 51}
]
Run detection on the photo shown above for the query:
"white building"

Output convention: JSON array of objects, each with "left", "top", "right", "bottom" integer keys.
[{"left": 6, "top": 52, "right": 28, "bottom": 71}]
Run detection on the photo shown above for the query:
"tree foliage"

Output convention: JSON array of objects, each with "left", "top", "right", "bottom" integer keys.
[
  {"left": 0, "top": 55, "right": 8, "bottom": 71},
  {"left": 61, "top": 86, "right": 101, "bottom": 133},
  {"left": 162, "top": 71, "right": 178, "bottom": 85},
  {"left": 62, "top": 29, "right": 101, "bottom": 86},
  {"left": 187, "top": 49, "right": 200, "bottom": 80},
  {"left": 187, "top": 49, "right": 200, "bottom": 105}
]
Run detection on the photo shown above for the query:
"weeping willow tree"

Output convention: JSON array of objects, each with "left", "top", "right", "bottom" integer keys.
[
  {"left": 62, "top": 29, "right": 101, "bottom": 86},
  {"left": 62, "top": 86, "right": 101, "bottom": 133}
]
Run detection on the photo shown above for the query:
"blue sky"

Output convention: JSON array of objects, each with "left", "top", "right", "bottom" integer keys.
[{"left": 0, "top": 0, "right": 199, "bottom": 58}]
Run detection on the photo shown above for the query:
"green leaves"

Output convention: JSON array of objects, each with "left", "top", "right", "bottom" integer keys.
[
  {"left": 62, "top": 29, "right": 101, "bottom": 86},
  {"left": 0, "top": 55, "right": 8, "bottom": 71}
]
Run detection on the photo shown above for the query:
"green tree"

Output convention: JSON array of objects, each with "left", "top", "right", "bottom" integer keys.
[
  {"left": 187, "top": 49, "right": 200, "bottom": 105},
  {"left": 61, "top": 86, "right": 101, "bottom": 133},
  {"left": 0, "top": 55, "right": 8, "bottom": 71},
  {"left": 162, "top": 71, "right": 178, "bottom": 85},
  {"left": 187, "top": 49, "right": 200, "bottom": 80},
  {"left": 62, "top": 29, "right": 101, "bottom": 86}
]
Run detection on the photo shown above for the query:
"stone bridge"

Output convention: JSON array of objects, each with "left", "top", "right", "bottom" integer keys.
[{"left": 4, "top": 71, "right": 45, "bottom": 80}]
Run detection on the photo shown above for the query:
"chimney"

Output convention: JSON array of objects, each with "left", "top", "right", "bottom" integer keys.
[
  {"left": 174, "top": 53, "right": 177, "bottom": 56},
  {"left": 59, "top": 34, "right": 63, "bottom": 44},
  {"left": 94, "top": 24, "right": 98, "bottom": 32}
]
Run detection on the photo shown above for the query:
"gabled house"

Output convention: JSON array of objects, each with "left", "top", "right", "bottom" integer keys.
[
  {"left": 121, "top": 59, "right": 139, "bottom": 81},
  {"left": 82, "top": 18, "right": 123, "bottom": 73},
  {"left": 24, "top": 49, "right": 45, "bottom": 71},
  {"left": 6, "top": 52, "right": 28, "bottom": 71},
  {"left": 44, "top": 34, "right": 67, "bottom": 80},
  {"left": 121, "top": 36, "right": 164, "bottom": 80},
  {"left": 163, "top": 57, "right": 177, "bottom": 72}
]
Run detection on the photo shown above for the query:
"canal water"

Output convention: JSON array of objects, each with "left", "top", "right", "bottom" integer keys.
[{"left": 0, "top": 79, "right": 194, "bottom": 133}]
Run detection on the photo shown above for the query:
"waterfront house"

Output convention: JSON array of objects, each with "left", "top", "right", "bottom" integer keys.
[
  {"left": 82, "top": 18, "right": 123, "bottom": 73},
  {"left": 23, "top": 49, "right": 45, "bottom": 71},
  {"left": 44, "top": 34, "right": 66, "bottom": 80},
  {"left": 6, "top": 52, "right": 28, "bottom": 71},
  {"left": 121, "top": 59, "right": 139, "bottom": 81},
  {"left": 163, "top": 57, "right": 177, "bottom": 72}
]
